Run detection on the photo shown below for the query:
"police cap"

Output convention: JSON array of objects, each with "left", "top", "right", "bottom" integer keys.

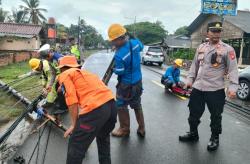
[{"left": 207, "top": 21, "right": 223, "bottom": 32}]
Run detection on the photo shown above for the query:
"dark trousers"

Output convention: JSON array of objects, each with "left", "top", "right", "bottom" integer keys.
[
  {"left": 116, "top": 80, "right": 143, "bottom": 110},
  {"left": 188, "top": 88, "right": 225, "bottom": 135},
  {"left": 66, "top": 100, "right": 117, "bottom": 164}
]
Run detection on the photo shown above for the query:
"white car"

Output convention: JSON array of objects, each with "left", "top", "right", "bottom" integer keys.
[{"left": 140, "top": 46, "right": 164, "bottom": 66}]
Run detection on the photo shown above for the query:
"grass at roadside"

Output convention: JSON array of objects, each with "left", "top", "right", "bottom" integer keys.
[
  {"left": 0, "top": 62, "right": 31, "bottom": 83},
  {"left": 0, "top": 62, "right": 42, "bottom": 126}
]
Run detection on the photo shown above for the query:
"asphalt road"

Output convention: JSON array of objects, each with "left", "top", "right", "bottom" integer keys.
[{"left": 8, "top": 51, "right": 250, "bottom": 164}]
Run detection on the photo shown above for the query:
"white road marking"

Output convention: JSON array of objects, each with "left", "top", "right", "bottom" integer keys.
[
  {"left": 152, "top": 80, "right": 165, "bottom": 88},
  {"left": 235, "top": 121, "right": 241, "bottom": 124}
]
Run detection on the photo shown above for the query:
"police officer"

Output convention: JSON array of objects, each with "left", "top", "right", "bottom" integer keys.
[
  {"left": 179, "top": 22, "right": 239, "bottom": 151},
  {"left": 107, "top": 24, "right": 145, "bottom": 137}
]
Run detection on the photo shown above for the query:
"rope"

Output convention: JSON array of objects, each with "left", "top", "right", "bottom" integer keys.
[
  {"left": 0, "top": 75, "right": 32, "bottom": 89},
  {"left": 0, "top": 76, "right": 37, "bottom": 97},
  {"left": 0, "top": 95, "right": 43, "bottom": 145},
  {"left": 0, "top": 99, "right": 24, "bottom": 120},
  {"left": 35, "top": 126, "right": 42, "bottom": 164},
  {"left": 41, "top": 123, "right": 52, "bottom": 164},
  {"left": 27, "top": 124, "right": 47, "bottom": 164}
]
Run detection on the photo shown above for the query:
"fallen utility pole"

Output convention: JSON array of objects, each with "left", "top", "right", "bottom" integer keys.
[
  {"left": 102, "top": 56, "right": 115, "bottom": 85},
  {"left": 0, "top": 80, "right": 31, "bottom": 106},
  {"left": 0, "top": 73, "right": 36, "bottom": 90},
  {"left": 0, "top": 95, "right": 44, "bottom": 145}
]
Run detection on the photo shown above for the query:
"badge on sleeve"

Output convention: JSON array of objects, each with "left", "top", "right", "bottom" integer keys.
[{"left": 229, "top": 50, "right": 236, "bottom": 60}]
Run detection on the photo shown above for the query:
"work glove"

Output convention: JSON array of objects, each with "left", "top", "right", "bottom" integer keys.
[{"left": 36, "top": 107, "right": 45, "bottom": 119}]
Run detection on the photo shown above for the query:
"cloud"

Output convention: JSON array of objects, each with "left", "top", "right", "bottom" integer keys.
[{"left": 2, "top": 0, "right": 250, "bottom": 39}]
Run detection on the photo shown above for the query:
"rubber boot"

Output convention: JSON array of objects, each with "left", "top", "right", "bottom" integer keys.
[
  {"left": 112, "top": 109, "right": 130, "bottom": 137},
  {"left": 134, "top": 109, "right": 145, "bottom": 137},
  {"left": 207, "top": 134, "right": 219, "bottom": 151}
]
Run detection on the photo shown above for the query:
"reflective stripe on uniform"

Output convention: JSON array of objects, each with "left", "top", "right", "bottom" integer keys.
[
  {"left": 122, "top": 44, "right": 139, "bottom": 61},
  {"left": 115, "top": 68, "right": 125, "bottom": 72}
]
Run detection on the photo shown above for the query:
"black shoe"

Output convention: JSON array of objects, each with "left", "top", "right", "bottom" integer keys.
[
  {"left": 207, "top": 136, "right": 219, "bottom": 151},
  {"left": 137, "top": 130, "right": 146, "bottom": 138},
  {"left": 179, "top": 132, "right": 199, "bottom": 142}
]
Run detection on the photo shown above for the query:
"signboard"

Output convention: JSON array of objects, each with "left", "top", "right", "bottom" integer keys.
[{"left": 201, "top": 0, "right": 237, "bottom": 16}]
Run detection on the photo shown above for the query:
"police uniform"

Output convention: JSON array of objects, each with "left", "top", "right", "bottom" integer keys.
[{"left": 179, "top": 22, "right": 239, "bottom": 151}]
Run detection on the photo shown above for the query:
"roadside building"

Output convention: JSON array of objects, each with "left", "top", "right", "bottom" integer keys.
[
  {"left": 163, "top": 35, "right": 191, "bottom": 57},
  {"left": 0, "top": 23, "right": 44, "bottom": 66},
  {"left": 188, "top": 10, "right": 250, "bottom": 66}
]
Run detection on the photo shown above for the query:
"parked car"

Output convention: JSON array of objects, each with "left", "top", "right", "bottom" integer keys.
[
  {"left": 237, "top": 66, "right": 250, "bottom": 100},
  {"left": 140, "top": 46, "right": 164, "bottom": 66}
]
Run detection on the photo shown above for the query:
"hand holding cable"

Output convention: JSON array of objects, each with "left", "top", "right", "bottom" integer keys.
[{"left": 36, "top": 107, "right": 45, "bottom": 119}]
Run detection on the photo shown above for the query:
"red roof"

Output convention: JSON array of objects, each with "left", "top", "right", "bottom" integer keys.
[{"left": 0, "top": 23, "right": 42, "bottom": 36}]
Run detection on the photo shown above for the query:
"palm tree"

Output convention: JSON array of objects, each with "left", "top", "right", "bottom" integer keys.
[
  {"left": 0, "top": 8, "right": 8, "bottom": 22},
  {"left": 20, "top": 0, "right": 47, "bottom": 24},
  {"left": 8, "top": 8, "right": 27, "bottom": 23}
]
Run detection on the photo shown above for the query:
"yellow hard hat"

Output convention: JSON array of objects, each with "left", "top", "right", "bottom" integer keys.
[
  {"left": 108, "top": 24, "right": 127, "bottom": 41},
  {"left": 174, "top": 59, "right": 183, "bottom": 67},
  {"left": 29, "top": 58, "right": 41, "bottom": 70}
]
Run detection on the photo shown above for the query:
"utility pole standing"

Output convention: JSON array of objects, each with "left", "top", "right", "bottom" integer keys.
[
  {"left": 78, "top": 16, "right": 81, "bottom": 48},
  {"left": 133, "top": 16, "right": 137, "bottom": 37}
]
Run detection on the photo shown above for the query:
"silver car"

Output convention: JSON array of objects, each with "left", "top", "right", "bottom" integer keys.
[
  {"left": 237, "top": 66, "right": 250, "bottom": 100},
  {"left": 141, "top": 46, "right": 164, "bottom": 67}
]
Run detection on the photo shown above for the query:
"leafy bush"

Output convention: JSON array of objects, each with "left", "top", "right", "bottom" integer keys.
[{"left": 171, "top": 49, "right": 195, "bottom": 60}]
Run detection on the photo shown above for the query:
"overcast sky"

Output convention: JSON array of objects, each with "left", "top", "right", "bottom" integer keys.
[{"left": 1, "top": 0, "right": 250, "bottom": 39}]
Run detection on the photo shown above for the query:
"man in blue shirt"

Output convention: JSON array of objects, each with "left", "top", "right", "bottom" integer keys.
[
  {"left": 162, "top": 59, "right": 183, "bottom": 88},
  {"left": 108, "top": 24, "right": 145, "bottom": 137}
]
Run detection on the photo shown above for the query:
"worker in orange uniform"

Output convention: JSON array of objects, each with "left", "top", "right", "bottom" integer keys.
[{"left": 57, "top": 56, "right": 117, "bottom": 164}]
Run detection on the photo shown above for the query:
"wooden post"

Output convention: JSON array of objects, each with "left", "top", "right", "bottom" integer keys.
[{"left": 238, "top": 37, "right": 244, "bottom": 66}]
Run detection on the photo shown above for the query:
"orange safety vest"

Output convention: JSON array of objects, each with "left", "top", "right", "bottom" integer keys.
[{"left": 58, "top": 68, "right": 114, "bottom": 115}]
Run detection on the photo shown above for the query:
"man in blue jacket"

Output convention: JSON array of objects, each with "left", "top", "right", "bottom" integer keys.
[
  {"left": 162, "top": 59, "right": 183, "bottom": 88},
  {"left": 108, "top": 24, "right": 145, "bottom": 137}
]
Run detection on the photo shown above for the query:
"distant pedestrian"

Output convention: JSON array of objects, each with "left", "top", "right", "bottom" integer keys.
[{"left": 179, "top": 21, "right": 239, "bottom": 151}]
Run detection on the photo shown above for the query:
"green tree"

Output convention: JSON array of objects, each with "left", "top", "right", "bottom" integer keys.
[
  {"left": 20, "top": 0, "right": 47, "bottom": 24},
  {"left": 174, "top": 26, "right": 189, "bottom": 36},
  {"left": 57, "top": 23, "right": 68, "bottom": 39},
  {"left": 125, "top": 21, "right": 167, "bottom": 44},
  {"left": 0, "top": 8, "right": 8, "bottom": 22},
  {"left": 68, "top": 19, "right": 105, "bottom": 49},
  {"left": 8, "top": 8, "right": 27, "bottom": 23}
]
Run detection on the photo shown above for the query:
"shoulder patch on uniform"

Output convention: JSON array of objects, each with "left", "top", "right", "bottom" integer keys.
[{"left": 229, "top": 50, "right": 236, "bottom": 60}]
